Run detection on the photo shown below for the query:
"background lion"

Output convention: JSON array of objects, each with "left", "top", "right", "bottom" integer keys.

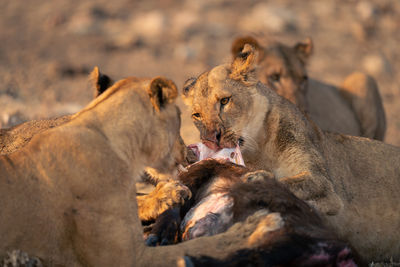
[
  {"left": 183, "top": 44, "right": 400, "bottom": 262},
  {"left": 231, "top": 36, "right": 386, "bottom": 140}
]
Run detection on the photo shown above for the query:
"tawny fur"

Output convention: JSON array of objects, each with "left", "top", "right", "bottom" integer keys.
[
  {"left": 0, "top": 74, "right": 276, "bottom": 266},
  {"left": 137, "top": 180, "right": 191, "bottom": 222},
  {"left": 183, "top": 44, "right": 400, "bottom": 262},
  {"left": 0, "top": 68, "right": 190, "bottom": 224},
  {"left": 0, "top": 115, "right": 73, "bottom": 155},
  {"left": 231, "top": 36, "right": 386, "bottom": 140}
]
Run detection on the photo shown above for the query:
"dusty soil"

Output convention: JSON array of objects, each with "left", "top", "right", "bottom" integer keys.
[
  {"left": 1, "top": 0, "right": 399, "bottom": 146},
  {"left": 1, "top": 2, "right": 400, "bottom": 265}
]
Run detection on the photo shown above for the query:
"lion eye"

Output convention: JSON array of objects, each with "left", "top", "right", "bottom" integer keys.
[
  {"left": 192, "top": 113, "right": 201, "bottom": 119},
  {"left": 268, "top": 73, "right": 281, "bottom": 82},
  {"left": 220, "top": 97, "right": 230, "bottom": 106}
]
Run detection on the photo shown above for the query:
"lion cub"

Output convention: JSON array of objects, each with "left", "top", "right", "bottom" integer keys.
[
  {"left": 183, "top": 44, "right": 400, "bottom": 262},
  {"left": 231, "top": 36, "right": 386, "bottom": 140}
]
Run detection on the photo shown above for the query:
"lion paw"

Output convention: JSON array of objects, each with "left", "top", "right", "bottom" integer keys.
[
  {"left": 138, "top": 180, "right": 191, "bottom": 222},
  {"left": 155, "top": 180, "right": 192, "bottom": 210}
]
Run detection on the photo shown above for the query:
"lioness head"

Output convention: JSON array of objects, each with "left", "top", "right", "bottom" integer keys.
[
  {"left": 231, "top": 36, "right": 312, "bottom": 112},
  {"left": 182, "top": 44, "right": 270, "bottom": 155},
  {"left": 91, "top": 67, "right": 187, "bottom": 180},
  {"left": 143, "top": 77, "right": 187, "bottom": 174},
  {"left": 83, "top": 72, "right": 187, "bottom": 175}
]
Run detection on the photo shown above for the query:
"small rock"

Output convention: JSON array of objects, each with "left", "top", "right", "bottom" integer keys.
[
  {"left": 67, "top": 5, "right": 107, "bottom": 35},
  {"left": 362, "top": 54, "right": 392, "bottom": 76},
  {"left": 356, "top": 1, "right": 377, "bottom": 21},
  {"left": 1, "top": 111, "right": 27, "bottom": 128},
  {"left": 68, "top": 12, "right": 100, "bottom": 35},
  {"left": 1, "top": 250, "right": 43, "bottom": 267},
  {"left": 239, "top": 4, "right": 297, "bottom": 33},
  {"left": 174, "top": 43, "right": 198, "bottom": 62},
  {"left": 311, "top": 1, "right": 336, "bottom": 17},
  {"left": 171, "top": 10, "right": 199, "bottom": 38},
  {"left": 130, "top": 11, "right": 167, "bottom": 40},
  {"left": 379, "top": 15, "right": 399, "bottom": 34},
  {"left": 45, "top": 13, "right": 66, "bottom": 29},
  {"left": 351, "top": 22, "right": 371, "bottom": 42}
]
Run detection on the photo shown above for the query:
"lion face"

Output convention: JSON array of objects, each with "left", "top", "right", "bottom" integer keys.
[
  {"left": 231, "top": 36, "right": 313, "bottom": 113},
  {"left": 183, "top": 44, "right": 269, "bottom": 155}
]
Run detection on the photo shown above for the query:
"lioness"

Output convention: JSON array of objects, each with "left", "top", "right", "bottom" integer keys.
[
  {"left": 231, "top": 36, "right": 386, "bottom": 140},
  {"left": 0, "top": 68, "right": 189, "bottom": 223},
  {"left": 182, "top": 44, "right": 400, "bottom": 262},
  {"left": 0, "top": 74, "right": 280, "bottom": 266}
]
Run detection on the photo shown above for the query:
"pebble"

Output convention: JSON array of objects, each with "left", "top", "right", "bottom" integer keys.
[
  {"left": 362, "top": 54, "right": 392, "bottom": 76},
  {"left": 356, "top": 1, "right": 377, "bottom": 21},
  {"left": 239, "top": 3, "right": 297, "bottom": 33},
  {"left": 130, "top": 11, "right": 167, "bottom": 39}
]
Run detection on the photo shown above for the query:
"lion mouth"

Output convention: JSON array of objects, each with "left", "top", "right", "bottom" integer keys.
[
  {"left": 201, "top": 137, "right": 239, "bottom": 150},
  {"left": 201, "top": 139, "right": 221, "bottom": 151}
]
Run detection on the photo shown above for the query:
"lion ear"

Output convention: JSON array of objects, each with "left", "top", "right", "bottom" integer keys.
[
  {"left": 181, "top": 77, "right": 196, "bottom": 106},
  {"left": 230, "top": 43, "right": 259, "bottom": 83},
  {"left": 90, "top": 66, "right": 114, "bottom": 97},
  {"left": 231, "top": 36, "right": 261, "bottom": 59},
  {"left": 293, "top": 37, "right": 313, "bottom": 64},
  {"left": 148, "top": 77, "right": 178, "bottom": 111}
]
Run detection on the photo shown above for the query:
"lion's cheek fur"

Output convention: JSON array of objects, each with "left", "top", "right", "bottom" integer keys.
[{"left": 139, "top": 106, "right": 184, "bottom": 175}]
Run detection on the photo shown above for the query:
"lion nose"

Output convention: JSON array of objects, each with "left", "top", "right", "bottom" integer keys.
[{"left": 202, "top": 129, "right": 222, "bottom": 145}]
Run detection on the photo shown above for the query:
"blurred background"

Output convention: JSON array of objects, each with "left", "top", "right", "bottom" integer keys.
[{"left": 1, "top": 0, "right": 399, "bottom": 145}]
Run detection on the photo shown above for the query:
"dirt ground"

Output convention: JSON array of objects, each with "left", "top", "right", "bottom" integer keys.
[
  {"left": 1, "top": 1, "right": 400, "bottom": 265},
  {"left": 1, "top": 0, "right": 399, "bottom": 146}
]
